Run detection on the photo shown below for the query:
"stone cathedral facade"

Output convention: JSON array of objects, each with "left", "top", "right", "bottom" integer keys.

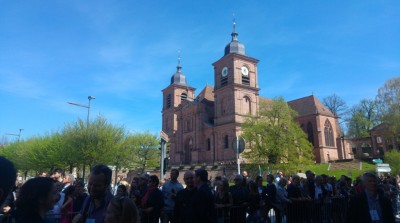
[{"left": 162, "top": 24, "right": 352, "bottom": 165}]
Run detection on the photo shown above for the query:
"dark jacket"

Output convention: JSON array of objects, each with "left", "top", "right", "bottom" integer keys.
[
  {"left": 346, "top": 191, "right": 395, "bottom": 223},
  {"left": 190, "top": 183, "right": 216, "bottom": 223},
  {"left": 174, "top": 188, "right": 197, "bottom": 223},
  {"left": 142, "top": 188, "right": 164, "bottom": 223}
]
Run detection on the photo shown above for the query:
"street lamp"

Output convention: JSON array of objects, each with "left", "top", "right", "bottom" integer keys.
[
  {"left": 6, "top": 128, "right": 24, "bottom": 142},
  {"left": 67, "top": 96, "right": 95, "bottom": 180},
  {"left": 68, "top": 96, "right": 95, "bottom": 126}
]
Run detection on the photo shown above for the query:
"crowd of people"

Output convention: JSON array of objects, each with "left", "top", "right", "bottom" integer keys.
[{"left": 1, "top": 155, "right": 399, "bottom": 223}]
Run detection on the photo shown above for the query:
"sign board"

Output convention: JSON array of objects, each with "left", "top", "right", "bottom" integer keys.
[
  {"left": 376, "top": 163, "right": 391, "bottom": 173},
  {"left": 160, "top": 130, "right": 169, "bottom": 142},
  {"left": 232, "top": 136, "right": 245, "bottom": 154}
]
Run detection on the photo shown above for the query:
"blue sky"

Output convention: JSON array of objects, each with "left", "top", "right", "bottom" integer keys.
[{"left": 1, "top": 1, "right": 399, "bottom": 141}]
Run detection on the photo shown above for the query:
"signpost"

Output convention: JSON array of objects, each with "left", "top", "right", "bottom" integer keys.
[
  {"left": 160, "top": 131, "right": 169, "bottom": 180},
  {"left": 232, "top": 136, "right": 245, "bottom": 174}
]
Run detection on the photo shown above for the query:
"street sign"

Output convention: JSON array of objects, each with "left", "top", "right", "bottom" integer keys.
[{"left": 232, "top": 136, "right": 245, "bottom": 154}]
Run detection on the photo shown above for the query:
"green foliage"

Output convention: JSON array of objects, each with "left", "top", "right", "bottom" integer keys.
[
  {"left": 384, "top": 150, "right": 400, "bottom": 175},
  {"left": 0, "top": 116, "right": 160, "bottom": 177},
  {"left": 346, "top": 99, "right": 379, "bottom": 138},
  {"left": 376, "top": 77, "right": 400, "bottom": 137},
  {"left": 242, "top": 97, "right": 314, "bottom": 173}
]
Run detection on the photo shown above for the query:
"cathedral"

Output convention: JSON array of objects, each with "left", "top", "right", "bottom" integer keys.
[{"left": 162, "top": 23, "right": 352, "bottom": 165}]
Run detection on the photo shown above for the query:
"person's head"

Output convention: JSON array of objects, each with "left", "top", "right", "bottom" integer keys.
[
  {"left": 278, "top": 172, "right": 283, "bottom": 177},
  {"left": 16, "top": 177, "right": 57, "bottom": 216},
  {"left": 362, "top": 172, "right": 379, "bottom": 194},
  {"left": 52, "top": 168, "right": 64, "bottom": 181},
  {"left": 131, "top": 177, "right": 140, "bottom": 188},
  {"left": 139, "top": 174, "right": 149, "bottom": 187},
  {"left": 105, "top": 196, "right": 139, "bottom": 223},
  {"left": 247, "top": 181, "right": 258, "bottom": 195},
  {"left": 266, "top": 174, "right": 274, "bottom": 184},
  {"left": 74, "top": 180, "right": 85, "bottom": 196},
  {"left": 38, "top": 171, "right": 47, "bottom": 177},
  {"left": 148, "top": 175, "right": 159, "bottom": 188},
  {"left": 305, "top": 170, "right": 314, "bottom": 181},
  {"left": 278, "top": 178, "right": 287, "bottom": 187},
  {"left": 194, "top": 169, "right": 208, "bottom": 186},
  {"left": 88, "top": 164, "right": 112, "bottom": 200},
  {"left": 170, "top": 169, "right": 179, "bottom": 182},
  {"left": 117, "top": 184, "right": 128, "bottom": 197},
  {"left": 292, "top": 175, "right": 300, "bottom": 186},
  {"left": 64, "top": 174, "right": 75, "bottom": 185},
  {"left": 255, "top": 176, "right": 263, "bottom": 187},
  {"left": 242, "top": 170, "right": 248, "bottom": 178},
  {"left": 183, "top": 171, "right": 195, "bottom": 189},
  {"left": 0, "top": 156, "right": 16, "bottom": 206},
  {"left": 233, "top": 174, "right": 244, "bottom": 187}
]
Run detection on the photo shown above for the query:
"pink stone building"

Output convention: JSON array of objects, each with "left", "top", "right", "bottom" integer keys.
[{"left": 162, "top": 24, "right": 351, "bottom": 164}]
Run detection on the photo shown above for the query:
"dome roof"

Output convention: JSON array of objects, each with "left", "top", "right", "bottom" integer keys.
[
  {"left": 224, "top": 19, "right": 245, "bottom": 56},
  {"left": 170, "top": 65, "right": 187, "bottom": 86}
]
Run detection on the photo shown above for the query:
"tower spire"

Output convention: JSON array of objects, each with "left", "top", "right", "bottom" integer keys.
[
  {"left": 231, "top": 14, "right": 238, "bottom": 41},
  {"left": 177, "top": 49, "right": 182, "bottom": 72}
]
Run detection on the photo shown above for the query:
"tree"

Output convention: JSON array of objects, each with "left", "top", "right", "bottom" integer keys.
[
  {"left": 376, "top": 77, "right": 400, "bottom": 137},
  {"left": 124, "top": 132, "right": 160, "bottom": 173},
  {"left": 242, "top": 97, "right": 314, "bottom": 174},
  {"left": 346, "top": 99, "right": 379, "bottom": 138},
  {"left": 322, "top": 94, "right": 348, "bottom": 118},
  {"left": 384, "top": 150, "right": 400, "bottom": 175}
]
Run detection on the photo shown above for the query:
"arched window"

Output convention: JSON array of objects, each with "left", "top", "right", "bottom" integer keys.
[
  {"left": 324, "top": 120, "right": 335, "bottom": 147},
  {"left": 184, "top": 137, "right": 193, "bottom": 164},
  {"left": 166, "top": 94, "right": 171, "bottom": 108},
  {"left": 207, "top": 138, "right": 211, "bottom": 151},
  {"left": 307, "top": 122, "right": 314, "bottom": 146},
  {"left": 224, "top": 135, "right": 229, "bottom": 149},
  {"left": 181, "top": 92, "right": 187, "bottom": 101},
  {"left": 243, "top": 96, "right": 251, "bottom": 114}
]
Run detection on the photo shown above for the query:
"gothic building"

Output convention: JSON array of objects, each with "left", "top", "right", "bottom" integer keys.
[{"left": 161, "top": 23, "right": 352, "bottom": 165}]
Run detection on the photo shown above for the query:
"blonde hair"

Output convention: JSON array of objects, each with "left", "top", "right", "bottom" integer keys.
[{"left": 105, "top": 196, "right": 140, "bottom": 223}]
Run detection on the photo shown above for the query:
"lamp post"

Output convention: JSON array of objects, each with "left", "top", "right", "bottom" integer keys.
[
  {"left": 68, "top": 96, "right": 95, "bottom": 180},
  {"left": 6, "top": 128, "right": 24, "bottom": 142}
]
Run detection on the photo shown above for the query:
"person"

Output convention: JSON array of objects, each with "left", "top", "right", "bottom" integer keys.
[
  {"left": 140, "top": 175, "right": 164, "bottom": 223},
  {"left": 72, "top": 164, "right": 114, "bottom": 223},
  {"left": 129, "top": 177, "right": 140, "bottom": 203},
  {"left": 133, "top": 174, "right": 149, "bottom": 207},
  {"left": 105, "top": 196, "right": 140, "bottom": 223},
  {"left": 346, "top": 172, "right": 395, "bottom": 223},
  {"left": 174, "top": 171, "right": 197, "bottom": 223},
  {"left": 0, "top": 156, "right": 16, "bottom": 206},
  {"left": 262, "top": 174, "right": 276, "bottom": 223},
  {"left": 60, "top": 186, "right": 75, "bottom": 223},
  {"left": 229, "top": 174, "right": 249, "bottom": 223},
  {"left": 275, "top": 178, "right": 291, "bottom": 223},
  {"left": 116, "top": 185, "right": 129, "bottom": 197},
  {"left": 286, "top": 175, "right": 306, "bottom": 223},
  {"left": 246, "top": 181, "right": 261, "bottom": 223},
  {"left": 214, "top": 179, "right": 232, "bottom": 223},
  {"left": 190, "top": 169, "right": 215, "bottom": 223},
  {"left": 15, "top": 177, "right": 58, "bottom": 223},
  {"left": 52, "top": 168, "right": 65, "bottom": 185},
  {"left": 72, "top": 180, "right": 88, "bottom": 216},
  {"left": 161, "top": 169, "right": 184, "bottom": 223},
  {"left": 62, "top": 174, "right": 75, "bottom": 192}
]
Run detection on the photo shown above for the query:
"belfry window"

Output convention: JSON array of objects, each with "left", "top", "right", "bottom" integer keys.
[
  {"left": 324, "top": 120, "right": 335, "bottom": 147},
  {"left": 181, "top": 92, "right": 187, "bottom": 101},
  {"left": 166, "top": 94, "right": 171, "bottom": 108},
  {"left": 221, "top": 77, "right": 228, "bottom": 87},
  {"left": 242, "top": 75, "right": 250, "bottom": 85}
]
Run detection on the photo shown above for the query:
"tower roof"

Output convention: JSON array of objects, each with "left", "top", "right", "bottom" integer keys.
[
  {"left": 170, "top": 51, "right": 188, "bottom": 86},
  {"left": 224, "top": 18, "right": 245, "bottom": 56}
]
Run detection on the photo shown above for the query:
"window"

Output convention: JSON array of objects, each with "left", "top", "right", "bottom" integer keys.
[
  {"left": 324, "top": 120, "right": 335, "bottom": 147},
  {"left": 181, "top": 93, "right": 187, "bottom": 101},
  {"left": 243, "top": 96, "right": 251, "bottom": 114},
  {"left": 224, "top": 135, "right": 229, "bottom": 149},
  {"left": 307, "top": 122, "right": 314, "bottom": 146},
  {"left": 221, "top": 77, "right": 228, "bottom": 87},
  {"left": 166, "top": 94, "right": 171, "bottom": 108},
  {"left": 242, "top": 75, "right": 250, "bottom": 85},
  {"left": 207, "top": 138, "right": 211, "bottom": 151}
]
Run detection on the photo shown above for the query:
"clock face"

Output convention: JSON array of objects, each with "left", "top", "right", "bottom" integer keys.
[
  {"left": 241, "top": 66, "right": 249, "bottom": 76},
  {"left": 221, "top": 67, "right": 228, "bottom": 77}
]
